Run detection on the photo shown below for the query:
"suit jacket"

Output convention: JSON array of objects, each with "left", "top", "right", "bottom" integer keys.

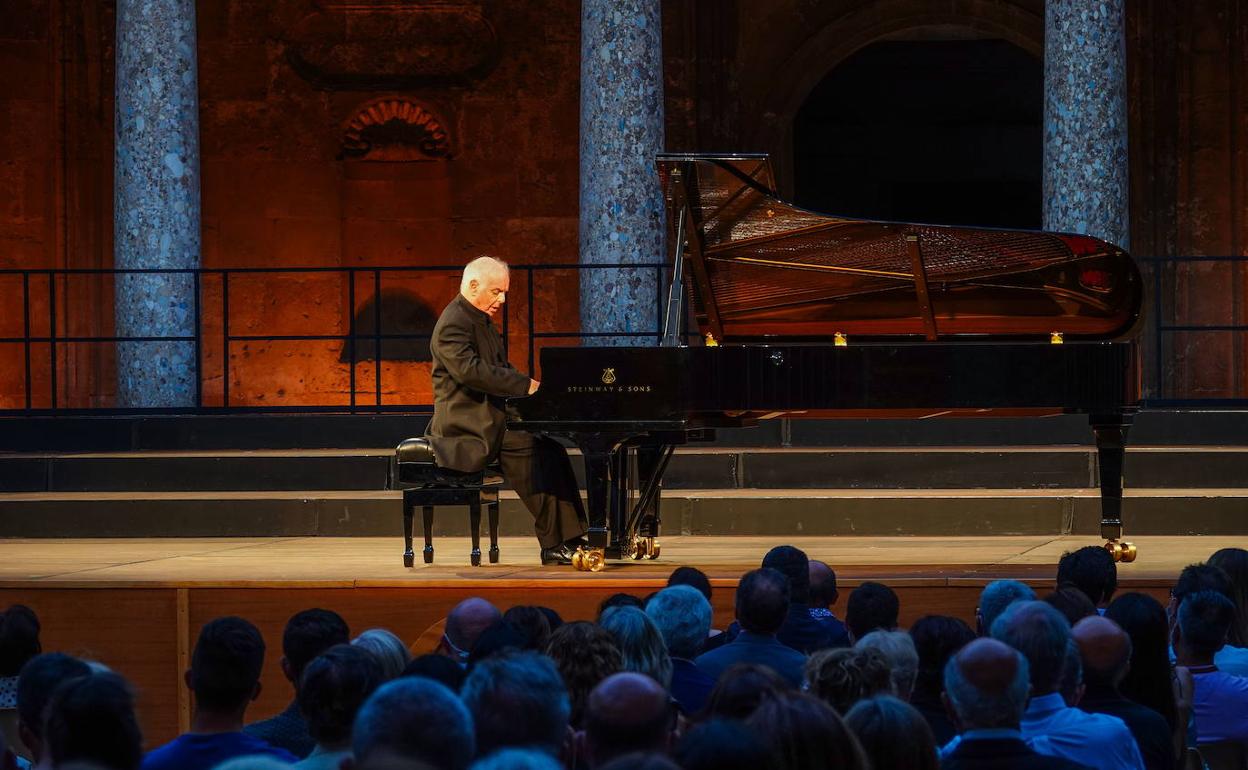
[
  {"left": 941, "top": 737, "right": 1092, "bottom": 770},
  {"left": 694, "top": 631, "right": 808, "bottom": 688},
  {"left": 426, "top": 294, "right": 530, "bottom": 472},
  {"left": 1081, "top": 684, "right": 1176, "bottom": 770},
  {"left": 724, "top": 604, "right": 849, "bottom": 654}
]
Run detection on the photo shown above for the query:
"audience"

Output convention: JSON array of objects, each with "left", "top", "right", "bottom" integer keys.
[
  {"left": 460, "top": 651, "right": 570, "bottom": 759},
  {"left": 143, "top": 617, "right": 297, "bottom": 770},
  {"left": 438, "top": 599, "right": 503, "bottom": 666},
  {"left": 843, "top": 695, "right": 937, "bottom": 770},
  {"left": 696, "top": 569, "right": 806, "bottom": 686},
  {"left": 599, "top": 607, "right": 672, "bottom": 689},
  {"left": 700, "top": 663, "right": 790, "bottom": 721},
  {"left": 1169, "top": 562, "right": 1248, "bottom": 676},
  {"left": 544, "top": 622, "right": 622, "bottom": 728},
  {"left": 469, "top": 747, "right": 562, "bottom": 770},
  {"left": 673, "top": 719, "right": 771, "bottom": 770},
  {"left": 501, "top": 606, "right": 553, "bottom": 651},
  {"left": 759, "top": 546, "right": 844, "bottom": 652},
  {"left": 16, "top": 652, "right": 92, "bottom": 768},
  {"left": 803, "top": 647, "right": 891, "bottom": 715},
  {"left": 1173, "top": 589, "right": 1248, "bottom": 745},
  {"left": 579, "top": 673, "right": 673, "bottom": 768},
  {"left": 1105, "top": 593, "right": 1182, "bottom": 733},
  {"left": 645, "top": 586, "right": 715, "bottom": 714},
  {"left": 401, "top": 654, "right": 467, "bottom": 692},
  {"left": 43, "top": 672, "right": 143, "bottom": 770},
  {"left": 1056, "top": 545, "right": 1118, "bottom": 609},
  {"left": 845, "top": 582, "right": 899, "bottom": 642},
  {"left": 350, "top": 677, "right": 474, "bottom": 770},
  {"left": 908, "top": 615, "right": 975, "bottom": 744},
  {"left": 598, "top": 594, "right": 645, "bottom": 619},
  {"left": 466, "top": 621, "right": 528, "bottom": 668},
  {"left": 350, "top": 629, "right": 411, "bottom": 681},
  {"left": 1043, "top": 587, "right": 1098, "bottom": 626},
  {"left": 666, "top": 567, "right": 712, "bottom": 602},
  {"left": 1208, "top": 547, "right": 1248, "bottom": 648},
  {"left": 246, "top": 608, "right": 349, "bottom": 759},
  {"left": 976, "top": 579, "right": 1036, "bottom": 636},
  {"left": 1, "top": 606, "right": 40, "bottom": 764},
  {"left": 746, "top": 692, "right": 866, "bottom": 770},
  {"left": 0, "top": 729, "right": 15, "bottom": 770},
  {"left": 1072, "top": 616, "right": 1175, "bottom": 770},
  {"left": 294, "top": 644, "right": 382, "bottom": 770},
  {"left": 854, "top": 630, "right": 919, "bottom": 700},
  {"left": 991, "top": 600, "right": 1143, "bottom": 769},
  {"left": 807, "top": 559, "right": 850, "bottom": 646}
]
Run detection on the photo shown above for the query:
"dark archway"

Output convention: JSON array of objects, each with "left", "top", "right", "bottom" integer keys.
[{"left": 793, "top": 39, "right": 1042, "bottom": 229}]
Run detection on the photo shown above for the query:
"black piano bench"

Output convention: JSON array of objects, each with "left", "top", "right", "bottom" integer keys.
[{"left": 389, "top": 438, "right": 502, "bottom": 567}]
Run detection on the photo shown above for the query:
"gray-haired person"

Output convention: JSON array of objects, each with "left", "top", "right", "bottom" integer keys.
[
  {"left": 349, "top": 678, "right": 474, "bottom": 770},
  {"left": 646, "top": 586, "right": 715, "bottom": 714},
  {"left": 976, "top": 580, "right": 1036, "bottom": 637},
  {"left": 460, "top": 651, "right": 570, "bottom": 760},
  {"left": 854, "top": 630, "right": 919, "bottom": 700}
]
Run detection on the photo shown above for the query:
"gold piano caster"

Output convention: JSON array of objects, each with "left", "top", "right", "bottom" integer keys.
[
  {"left": 1103, "top": 540, "right": 1138, "bottom": 563},
  {"left": 626, "top": 538, "right": 644, "bottom": 561},
  {"left": 645, "top": 537, "right": 660, "bottom": 560},
  {"left": 572, "top": 547, "right": 606, "bottom": 572}
]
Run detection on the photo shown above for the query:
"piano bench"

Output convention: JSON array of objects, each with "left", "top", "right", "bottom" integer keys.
[{"left": 389, "top": 438, "right": 503, "bottom": 567}]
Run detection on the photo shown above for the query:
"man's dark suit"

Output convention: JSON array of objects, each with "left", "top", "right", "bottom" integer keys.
[
  {"left": 940, "top": 737, "right": 1092, "bottom": 770},
  {"left": 694, "top": 631, "right": 808, "bottom": 687},
  {"left": 1080, "top": 683, "right": 1176, "bottom": 770},
  {"left": 426, "top": 294, "right": 586, "bottom": 549}
]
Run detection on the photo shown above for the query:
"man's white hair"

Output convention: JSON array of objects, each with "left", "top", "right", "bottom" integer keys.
[{"left": 461, "top": 255, "right": 509, "bottom": 293}]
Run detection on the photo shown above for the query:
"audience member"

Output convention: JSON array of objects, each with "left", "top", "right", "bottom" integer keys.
[
  {"left": 844, "top": 694, "right": 938, "bottom": 770},
  {"left": 855, "top": 630, "right": 919, "bottom": 699},
  {"left": 293, "top": 644, "right": 383, "bottom": 770},
  {"left": 758, "top": 546, "right": 844, "bottom": 652},
  {"left": 16, "top": 652, "right": 91, "bottom": 768},
  {"left": 1057, "top": 545, "right": 1119, "bottom": 608},
  {"left": 544, "top": 621, "right": 622, "bottom": 728},
  {"left": 991, "top": 600, "right": 1143, "bottom": 770},
  {"left": 845, "top": 581, "right": 899, "bottom": 642},
  {"left": 1105, "top": 593, "right": 1181, "bottom": 731},
  {"left": 466, "top": 621, "right": 527, "bottom": 669},
  {"left": 213, "top": 759, "right": 293, "bottom": 770},
  {"left": 469, "top": 748, "right": 561, "bottom": 770},
  {"left": 976, "top": 580, "right": 1036, "bottom": 637},
  {"left": 460, "top": 651, "right": 570, "bottom": 759},
  {"left": 1058, "top": 639, "right": 1084, "bottom": 706},
  {"left": 1044, "top": 587, "right": 1098, "bottom": 626},
  {"left": 350, "top": 629, "right": 411, "bottom": 681},
  {"left": 401, "top": 654, "right": 467, "bottom": 692},
  {"left": 1169, "top": 562, "right": 1248, "bottom": 676},
  {"left": 349, "top": 677, "right": 474, "bottom": 770},
  {"left": 1206, "top": 547, "right": 1248, "bottom": 674},
  {"left": 438, "top": 599, "right": 502, "bottom": 666},
  {"left": 1072, "top": 616, "right": 1175, "bottom": 770},
  {"left": 596, "top": 754, "right": 680, "bottom": 770},
  {"left": 43, "top": 672, "right": 142, "bottom": 770},
  {"left": 908, "top": 615, "right": 975, "bottom": 744},
  {"left": 0, "top": 606, "right": 40, "bottom": 764},
  {"left": 143, "top": 617, "right": 297, "bottom": 770},
  {"left": 599, "top": 607, "right": 672, "bottom": 689},
  {"left": 807, "top": 559, "right": 850, "bottom": 647},
  {"left": 1173, "top": 589, "right": 1248, "bottom": 745},
  {"left": 598, "top": 594, "right": 644, "bottom": 619},
  {"left": 501, "top": 606, "right": 553, "bottom": 651},
  {"left": 802, "top": 647, "right": 891, "bottom": 715},
  {"left": 667, "top": 567, "right": 712, "bottom": 602},
  {"left": 579, "top": 673, "right": 673, "bottom": 769},
  {"left": 673, "top": 719, "right": 771, "bottom": 770},
  {"left": 696, "top": 569, "right": 806, "bottom": 686},
  {"left": 645, "top": 586, "right": 715, "bottom": 715},
  {"left": 246, "top": 608, "right": 349, "bottom": 759},
  {"left": 940, "top": 638, "right": 1087, "bottom": 770},
  {"left": 745, "top": 692, "right": 866, "bottom": 770},
  {"left": 700, "top": 663, "right": 790, "bottom": 721},
  {"left": 536, "top": 607, "right": 563, "bottom": 633}
]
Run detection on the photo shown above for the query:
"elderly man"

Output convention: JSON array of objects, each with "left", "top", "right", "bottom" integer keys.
[
  {"left": 578, "top": 673, "right": 674, "bottom": 768},
  {"left": 646, "top": 585, "right": 715, "bottom": 714},
  {"left": 426, "top": 256, "right": 587, "bottom": 564}
]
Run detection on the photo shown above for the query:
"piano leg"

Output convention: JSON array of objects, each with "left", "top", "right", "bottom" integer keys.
[
  {"left": 580, "top": 438, "right": 616, "bottom": 552},
  {"left": 1092, "top": 412, "right": 1136, "bottom": 563}
]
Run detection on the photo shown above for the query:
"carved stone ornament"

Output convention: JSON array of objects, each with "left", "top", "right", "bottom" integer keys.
[{"left": 342, "top": 98, "right": 452, "bottom": 161}]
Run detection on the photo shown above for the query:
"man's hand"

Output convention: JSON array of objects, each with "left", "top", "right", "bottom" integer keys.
[{"left": 528, "top": 379, "right": 540, "bottom": 395}]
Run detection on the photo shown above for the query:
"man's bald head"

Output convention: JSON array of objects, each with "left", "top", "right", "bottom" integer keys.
[
  {"left": 444, "top": 598, "right": 501, "bottom": 657},
  {"left": 943, "top": 638, "right": 1031, "bottom": 730},
  {"left": 583, "top": 673, "right": 672, "bottom": 767},
  {"left": 1072, "top": 616, "right": 1131, "bottom": 687},
  {"left": 808, "top": 560, "right": 839, "bottom": 608}
]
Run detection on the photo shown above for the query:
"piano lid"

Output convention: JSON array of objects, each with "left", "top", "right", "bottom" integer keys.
[{"left": 657, "top": 154, "right": 1143, "bottom": 342}]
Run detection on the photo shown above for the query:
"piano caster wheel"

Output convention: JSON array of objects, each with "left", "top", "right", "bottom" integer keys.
[
  {"left": 646, "top": 539, "right": 660, "bottom": 560},
  {"left": 573, "top": 547, "right": 606, "bottom": 573},
  {"left": 423, "top": 546, "right": 434, "bottom": 565},
  {"left": 489, "top": 547, "right": 499, "bottom": 564},
  {"left": 1104, "top": 540, "right": 1138, "bottom": 563},
  {"left": 471, "top": 549, "right": 481, "bottom": 567},
  {"left": 627, "top": 538, "right": 644, "bottom": 560},
  {"left": 403, "top": 552, "right": 414, "bottom": 568}
]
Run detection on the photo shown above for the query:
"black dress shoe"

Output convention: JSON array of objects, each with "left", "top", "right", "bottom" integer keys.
[{"left": 540, "top": 542, "right": 577, "bottom": 565}]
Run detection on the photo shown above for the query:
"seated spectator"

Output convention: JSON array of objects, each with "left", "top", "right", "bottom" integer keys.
[
  {"left": 537, "top": 607, "right": 563, "bottom": 632},
  {"left": 0, "top": 606, "right": 40, "bottom": 763},
  {"left": 43, "top": 671, "right": 143, "bottom": 770},
  {"left": 600, "top": 607, "right": 672, "bottom": 689},
  {"left": 350, "top": 629, "right": 410, "bottom": 681},
  {"left": 349, "top": 677, "right": 474, "bottom": 770},
  {"left": 1044, "top": 587, "right": 1098, "bottom": 626},
  {"left": 246, "top": 608, "right": 349, "bottom": 759},
  {"left": 645, "top": 586, "right": 715, "bottom": 715},
  {"left": 466, "top": 621, "right": 528, "bottom": 669},
  {"left": 1173, "top": 589, "right": 1248, "bottom": 745},
  {"left": 844, "top": 695, "right": 938, "bottom": 770},
  {"left": 544, "top": 622, "right": 622, "bottom": 728},
  {"left": 1073, "top": 616, "right": 1175, "bottom": 770},
  {"left": 668, "top": 567, "right": 723, "bottom": 653},
  {"left": 460, "top": 651, "right": 570, "bottom": 759},
  {"left": 16, "top": 652, "right": 91, "bottom": 768},
  {"left": 908, "top": 615, "right": 975, "bottom": 745},
  {"left": 578, "top": 673, "right": 674, "bottom": 769},
  {"left": 976, "top": 580, "right": 1036, "bottom": 637},
  {"left": 501, "top": 606, "right": 553, "bottom": 650},
  {"left": 808, "top": 559, "right": 850, "bottom": 647},
  {"left": 701, "top": 663, "right": 791, "bottom": 721},
  {"left": 749, "top": 546, "right": 844, "bottom": 653},
  {"left": 598, "top": 594, "right": 644, "bottom": 619},
  {"left": 696, "top": 569, "right": 806, "bottom": 687},
  {"left": 213, "top": 759, "right": 293, "bottom": 770},
  {"left": 940, "top": 638, "right": 1088, "bottom": 770},
  {"left": 1169, "top": 562, "right": 1248, "bottom": 677},
  {"left": 143, "top": 617, "right": 297, "bottom": 770},
  {"left": 437, "top": 599, "right": 502, "bottom": 666},
  {"left": 596, "top": 754, "right": 679, "bottom": 770},
  {"left": 1105, "top": 593, "right": 1181, "bottom": 734},
  {"left": 1058, "top": 640, "right": 1084, "bottom": 706},
  {"left": 745, "top": 692, "right": 866, "bottom": 770},
  {"left": 0, "top": 728, "right": 16, "bottom": 770},
  {"left": 673, "top": 719, "right": 771, "bottom": 770},
  {"left": 401, "top": 654, "right": 467, "bottom": 692},
  {"left": 469, "top": 748, "right": 561, "bottom": 770},
  {"left": 855, "top": 630, "right": 919, "bottom": 699},
  {"left": 803, "top": 647, "right": 891, "bottom": 715},
  {"left": 293, "top": 644, "right": 383, "bottom": 770},
  {"left": 1207, "top": 548, "right": 1248, "bottom": 674},
  {"left": 991, "top": 600, "right": 1143, "bottom": 770},
  {"left": 1057, "top": 545, "right": 1118, "bottom": 610},
  {"left": 845, "top": 582, "right": 899, "bottom": 643}
]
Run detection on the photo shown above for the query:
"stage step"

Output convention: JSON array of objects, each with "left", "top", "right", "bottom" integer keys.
[
  {"left": 3, "top": 446, "right": 1248, "bottom": 493},
  {"left": 1, "top": 487, "right": 1244, "bottom": 538}
]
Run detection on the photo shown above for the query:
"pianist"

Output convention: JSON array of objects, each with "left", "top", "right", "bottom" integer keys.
[{"left": 425, "top": 256, "right": 588, "bottom": 565}]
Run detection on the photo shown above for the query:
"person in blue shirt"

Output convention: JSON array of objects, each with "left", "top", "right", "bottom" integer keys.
[
  {"left": 142, "top": 616, "right": 297, "bottom": 770},
  {"left": 696, "top": 568, "right": 807, "bottom": 687},
  {"left": 646, "top": 585, "right": 716, "bottom": 715}
]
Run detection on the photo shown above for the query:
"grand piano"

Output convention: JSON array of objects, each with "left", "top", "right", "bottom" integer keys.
[{"left": 509, "top": 154, "right": 1143, "bottom": 571}]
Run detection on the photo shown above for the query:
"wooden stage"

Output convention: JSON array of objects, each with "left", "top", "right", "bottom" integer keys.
[{"left": 0, "top": 534, "right": 1232, "bottom": 748}]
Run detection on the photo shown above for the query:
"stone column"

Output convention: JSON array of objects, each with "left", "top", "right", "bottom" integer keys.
[
  {"left": 114, "top": 0, "right": 201, "bottom": 406},
  {"left": 1043, "top": 0, "right": 1129, "bottom": 249},
  {"left": 579, "top": 0, "right": 665, "bottom": 345}
]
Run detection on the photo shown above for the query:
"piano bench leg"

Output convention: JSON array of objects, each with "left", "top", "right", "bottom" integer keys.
[
  {"left": 469, "top": 500, "right": 482, "bottom": 567},
  {"left": 422, "top": 504, "right": 435, "bottom": 564},
  {"left": 488, "top": 500, "right": 500, "bottom": 564},
  {"left": 402, "top": 493, "right": 415, "bottom": 568}
]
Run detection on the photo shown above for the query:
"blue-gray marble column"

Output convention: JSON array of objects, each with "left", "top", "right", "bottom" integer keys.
[
  {"left": 114, "top": 0, "right": 201, "bottom": 406},
  {"left": 579, "top": 0, "right": 665, "bottom": 345},
  {"left": 1043, "top": 0, "right": 1129, "bottom": 249}
]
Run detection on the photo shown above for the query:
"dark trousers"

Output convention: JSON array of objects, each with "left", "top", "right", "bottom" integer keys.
[{"left": 498, "top": 430, "right": 587, "bottom": 549}]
